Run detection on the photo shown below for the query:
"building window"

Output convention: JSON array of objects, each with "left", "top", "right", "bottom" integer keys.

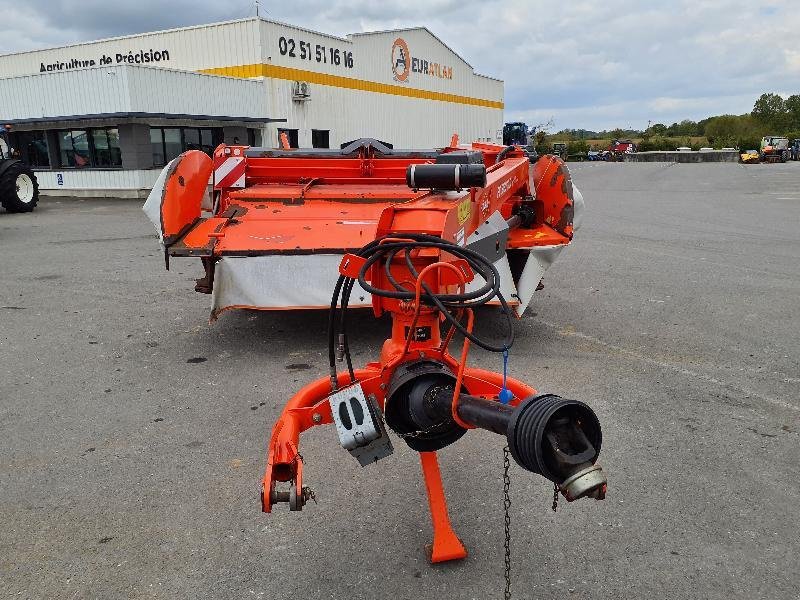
[
  {"left": 150, "top": 128, "right": 165, "bottom": 166},
  {"left": 150, "top": 127, "right": 219, "bottom": 167},
  {"left": 15, "top": 131, "right": 50, "bottom": 168},
  {"left": 247, "top": 128, "right": 261, "bottom": 147},
  {"left": 201, "top": 129, "right": 214, "bottom": 151},
  {"left": 278, "top": 128, "right": 299, "bottom": 148},
  {"left": 91, "top": 128, "right": 122, "bottom": 167},
  {"left": 312, "top": 129, "right": 330, "bottom": 149},
  {"left": 56, "top": 128, "right": 121, "bottom": 168},
  {"left": 58, "top": 130, "right": 89, "bottom": 168},
  {"left": 163, "top": 128, "right": 182, "bottom": 163}
]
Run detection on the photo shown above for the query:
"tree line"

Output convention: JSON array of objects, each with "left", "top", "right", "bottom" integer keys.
[{"left": 551, "top": 92, "right": 800, "bottom": 151}]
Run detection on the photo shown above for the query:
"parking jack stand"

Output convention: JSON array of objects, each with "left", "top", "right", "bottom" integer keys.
[{"left": 419, "top": 451, "right": 467, "bottom": 563}]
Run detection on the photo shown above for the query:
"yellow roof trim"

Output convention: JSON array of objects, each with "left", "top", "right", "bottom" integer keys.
[{"left": 199, "top": 63, "right": 504, "bottom": 109}]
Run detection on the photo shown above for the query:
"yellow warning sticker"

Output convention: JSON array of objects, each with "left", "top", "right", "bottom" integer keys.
[{"left": 458, "top": 199, "right": 471, "bottom": 224}]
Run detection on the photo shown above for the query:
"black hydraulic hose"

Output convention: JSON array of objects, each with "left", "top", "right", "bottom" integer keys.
[
  {"left": 402, "top": 247, "right": 496, "bottom": 303},
  {"left": 339, "top": 277, "right": 357, "bottom": 382},
  {"left": 358, "top": 236, "right": 514, "bottom": 352},
  {"left": 395, "top": 238, "right": 514, "bottom": 352},
  {"left": 495, "top": 145, "right": 515, "bottom": 164},
  {"left": 422, "top": 280, "right": 514, "bottom": 353},
  {"left": 384, "top": 247, "right": 413, "bottom": 293},
  {"left": 328, "top": 235, "right": 387, "bottom": 387},
  {"left": 328, "top": 232, "right": 516, "bottom": 385},
  {"left": 358, "top": 242, "right": 497, "bottom": 303},
  {"left": 328, "top": 275, "right": 346, "bottom": 388}
]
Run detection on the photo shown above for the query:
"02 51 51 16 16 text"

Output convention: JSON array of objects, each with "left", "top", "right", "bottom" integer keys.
[{"left": 278, "top": 36, "right": 354, "bottom": 69}]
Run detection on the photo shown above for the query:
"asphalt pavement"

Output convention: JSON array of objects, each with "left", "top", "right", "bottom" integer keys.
[{"left": 1, "top": 161, "right": 798, "bottom": 599}]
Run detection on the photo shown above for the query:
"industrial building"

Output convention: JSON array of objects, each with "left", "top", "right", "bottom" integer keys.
[{"left": 0, "top": 18, "right": 504, "bottom": 197}]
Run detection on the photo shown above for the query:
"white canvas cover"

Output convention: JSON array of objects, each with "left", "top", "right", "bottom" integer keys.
[{"left": 211, "top": 254, "right": 372, "bottom": 317}]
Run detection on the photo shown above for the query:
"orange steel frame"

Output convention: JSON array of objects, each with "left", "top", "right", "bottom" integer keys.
[
  {"left": 164, "top": 141, "right": 574, "bottom": 263},
  {"left": 262, "top": 253, "right": 536, "bottom": 563},
  {"left": 154, "top": 139, "right": 579, "bottom": 561}
]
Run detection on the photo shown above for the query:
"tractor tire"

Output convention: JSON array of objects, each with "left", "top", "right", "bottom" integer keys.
[{"left": 0, "top": 160, "right": 39, "bottom": 213}]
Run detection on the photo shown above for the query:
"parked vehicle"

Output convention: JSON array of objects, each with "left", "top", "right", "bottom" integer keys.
[
  {"left": 740, "top": 149, "right": 760, "bottom": 164},
  {"left": 610, "top": 139, "right": 637, "bottom": 154},
  {"left": 552, "top": 142, "right": 568, "bottom": 159},
  {"left": 0, "top": 126, "right": 39, "bottom": 213},
  {"left": 587, "top": 148, "right": 611, "bottom": 161},
  {"left": 790, "top": 139, "right": 800, "bottom": 161},
  {"left": 502, "top": 122, "right": 530, "bottom": 146},
  {"left": 760, "top": 136, "right": 789, "bottom": 163}
]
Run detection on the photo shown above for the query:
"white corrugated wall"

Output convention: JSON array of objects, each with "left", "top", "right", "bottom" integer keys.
[
  {"left": 0, "top": 17, "right": 505, "bottom": 193},
  {"left": 0, "top": 68, "right": 132, "bottom": 119},
  {"left": 0, "top": 65, "right": 269, "bottom": 122},
  {"left": 34, "top": 169, "right": 161, "bottom": 197},
  {"left": 0, "top": 20, "right": 261, "bottom": 77},
  {"left": 125, "top": 67, "right": 267, "bottom": 118},
  {"left": 256, "top": 20, "right": 503, "bottom": 148},
  {"left": 263, "top": 78, "right": 500, "bottom": 148}
]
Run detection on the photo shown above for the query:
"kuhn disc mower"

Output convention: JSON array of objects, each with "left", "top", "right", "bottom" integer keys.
[
  {"left": 143, "top": 137, "right": 584, "bottom": 318},
  {"left": 143, "top": 138, "right": 606, "bottom": 574}
]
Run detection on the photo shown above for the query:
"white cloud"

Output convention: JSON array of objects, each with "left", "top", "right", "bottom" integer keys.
[{"left": 0, "top": 0, "right": 797, "bottom": 131}]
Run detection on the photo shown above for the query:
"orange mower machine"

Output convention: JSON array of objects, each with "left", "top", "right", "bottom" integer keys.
[
  {"left": 144, "top": 137, "right": 585, "bottom": 318},
  {"left": 143, "top": 138, "right": 606, "bottom": 564}
]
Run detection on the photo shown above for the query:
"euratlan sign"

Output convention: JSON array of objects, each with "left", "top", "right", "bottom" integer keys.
[
  {"left": 40, "top": 48, "right": 171, "bottom": 73},
  {"left": 391, "top": 38, "right": 453, "bottom": 83}
]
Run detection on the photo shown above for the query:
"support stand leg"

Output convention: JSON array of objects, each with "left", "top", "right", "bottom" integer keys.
[{"left": 419, "top": 451, "right": 467, "bottom": 563}]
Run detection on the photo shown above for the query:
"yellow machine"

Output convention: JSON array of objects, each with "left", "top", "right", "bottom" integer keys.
[{"left": 740, "top": 149, "right": 759, "bottom": 164}]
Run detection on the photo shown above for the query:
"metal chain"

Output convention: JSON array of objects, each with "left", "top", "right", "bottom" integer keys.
[
  {"left": 552, "top": 482, "right": 559, "bottom": 512},
  {"left": 394, "top": 420, "right": 450, "bottom": 440},
  {"left": 503, "top": 446, "right": 512, "bottom": 600}
]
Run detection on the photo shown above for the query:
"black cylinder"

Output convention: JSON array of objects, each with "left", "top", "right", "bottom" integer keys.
[
  {"left": 384, "top": 362, "right": 467, "bottom": 452},
  {"left": 406, "top": 163, "right": 486, "bottom": 190},
  {"left": 427, "top": 388, "right": 602, "bottom": 484},
  {"left": 428, "top": 387, "right": 513, "bottom": 434},
  {"left": 506, "top": 394, "right": 602, "bottom": 482},
  {"left": 387, "top": 367, "right": 604, "bottom": 494}
]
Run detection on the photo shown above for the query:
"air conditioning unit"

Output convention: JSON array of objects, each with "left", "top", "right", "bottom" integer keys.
[{"left": 292, "top": 81, "right": 311, "bottom": 101}]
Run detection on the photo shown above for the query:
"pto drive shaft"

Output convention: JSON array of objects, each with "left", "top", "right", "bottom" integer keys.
[{"left": 426, "top": 387, "right": 607, "bottom": 501}]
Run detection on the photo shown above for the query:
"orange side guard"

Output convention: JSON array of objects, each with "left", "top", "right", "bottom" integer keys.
[
  {"left": 160, "top": 150, "right": 212, "bottom": 245},
  {"left": 532, "top": 155, "right": 576, "bottom": 239}
]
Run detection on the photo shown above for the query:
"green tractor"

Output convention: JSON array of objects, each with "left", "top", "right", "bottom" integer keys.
[{"left": 0, "top": 126, "right": 39, "bottom": 213}]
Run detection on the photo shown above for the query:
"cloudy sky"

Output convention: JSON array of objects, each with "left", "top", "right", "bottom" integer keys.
[{"left": 1, "top": 0, "right": 798, "bottom": 131}]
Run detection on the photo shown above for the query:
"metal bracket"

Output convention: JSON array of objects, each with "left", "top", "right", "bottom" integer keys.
[
  {"left": 465, "top": 211, "right": 510, "bottom": 262},
  {"left": 329, "top": 385, "right": 393, "bottom": 466}
]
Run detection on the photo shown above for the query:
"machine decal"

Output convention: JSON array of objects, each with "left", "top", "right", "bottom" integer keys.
[
  {"left": 391, "top": 37, "right": 453, "bottom": 83},
  {"left": 213, "top": 156, "right": 246, "bottom": 189},
  {"left": 391, "top": 38, "right": 411, "bottom": 82},
  {"left": 457, "top": 198, "right": 470, "bottom": 224}
]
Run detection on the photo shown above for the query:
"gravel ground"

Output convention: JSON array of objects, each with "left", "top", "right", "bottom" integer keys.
[{"left": 1, "top": 161, "right": 798, "bottom": 599}]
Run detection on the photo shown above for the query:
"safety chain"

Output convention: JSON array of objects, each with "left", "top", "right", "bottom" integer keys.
[
  {"left": 395, "top": 420, "right": 450, "bottom": 440},
  {"left": 503, "top": 446, "right": 512, "bottom": 600},
  {"left": 552, "top": 482, "right": 560, "bottom": 512}
]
